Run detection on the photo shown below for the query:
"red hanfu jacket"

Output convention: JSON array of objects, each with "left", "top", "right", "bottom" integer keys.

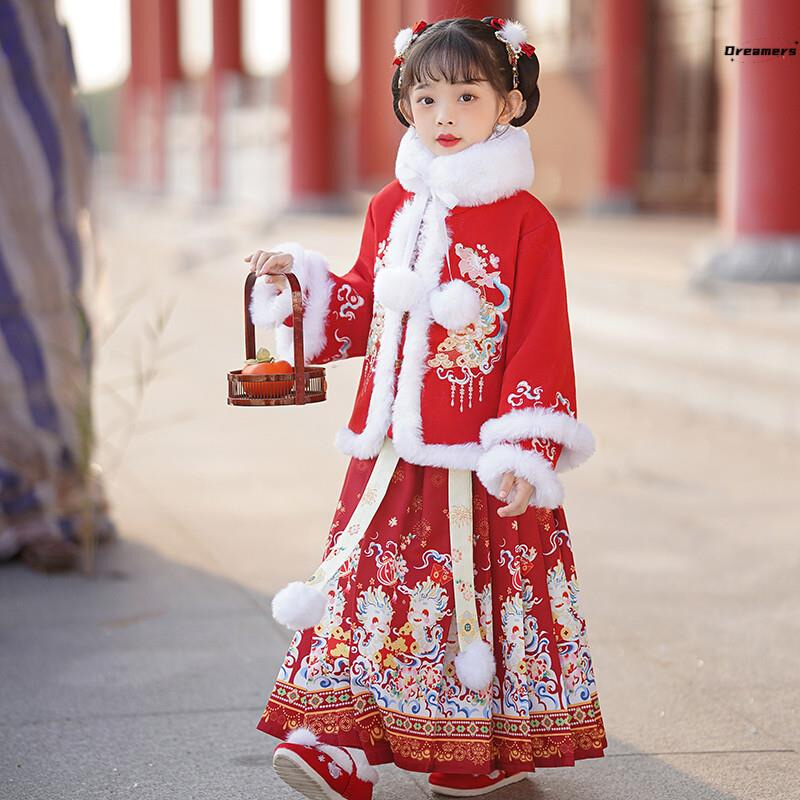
[{"left": 250, "top": 125, "right": 595, "bottom": 509}]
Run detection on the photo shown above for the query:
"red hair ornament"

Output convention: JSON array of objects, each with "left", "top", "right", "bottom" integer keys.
[
  {"left": 488, "top": 17, "right": 536, "bottom": 89},
  {"left": 392, "top": 19, "right": 430, "bottom": 86},
  {"left": 391, "top": 17, "right": 536, "bottom": 91}
]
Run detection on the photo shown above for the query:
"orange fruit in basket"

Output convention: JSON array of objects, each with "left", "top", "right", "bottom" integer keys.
[{"left": 241, "top": 347, "right": 294, "bottom": 398}]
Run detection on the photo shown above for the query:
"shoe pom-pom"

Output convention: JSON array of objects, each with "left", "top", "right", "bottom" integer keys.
[{"left": 286, "top": 725, "right": 319, "bottom": 747}]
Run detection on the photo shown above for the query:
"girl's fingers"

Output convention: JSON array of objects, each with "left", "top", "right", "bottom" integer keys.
[
  {"left": 258, "top": 255, "right": 292, "bottom": 278},
  {"left": 264, "top": 254, "right": 293, "bottom": 273},
  {"left": 255, "top": 252, "right": 270, "bottom": 275},
  {"left": 245, "top": 250, "right": 292, "bottom": 278},
  {"left": 498, "top": 471, "right": 516, "bottom": 499},
  {"left": 497, "top": 472, "right": 537, "bottom": 517},
  {"left": 500, "top": 501, "right": 525, "bottom": 516}
]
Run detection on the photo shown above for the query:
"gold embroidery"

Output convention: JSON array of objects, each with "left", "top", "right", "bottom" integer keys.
[
  {"left": 362, "top": 238, "right": 389, "bottom": 382},
  {"left": 259, "top": 680, "right": 607, "bottom": 769},
  {"left": 427, "top": 242, "right": 511, "bottom": 413}
]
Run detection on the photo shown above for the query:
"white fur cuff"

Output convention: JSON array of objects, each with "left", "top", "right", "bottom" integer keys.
[
  {"left": 479, "top": 408, "right": 596, "bottom": 472},
  {"left": 476, "top": 442, "right": 565, "bottom": 509},
  {"left": 248, "top": 241, "right": 335, "bottom": 365}
]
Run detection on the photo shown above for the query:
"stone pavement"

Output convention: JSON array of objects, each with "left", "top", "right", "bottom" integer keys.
[{"left": 1, "top": 187, "right": 798, "bottom": 799}]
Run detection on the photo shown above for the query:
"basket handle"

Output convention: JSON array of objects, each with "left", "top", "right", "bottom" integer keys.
[{"left": 243, "top": 271, "right": 307, "bottom": 404}]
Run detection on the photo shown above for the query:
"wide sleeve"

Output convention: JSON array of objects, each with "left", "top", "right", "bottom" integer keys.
[
  {"left": 475, "top": 217, "right": 595, "bottom": 510},
  {"left": 248, "top": 198, "right": 377, "bottom": 366}
]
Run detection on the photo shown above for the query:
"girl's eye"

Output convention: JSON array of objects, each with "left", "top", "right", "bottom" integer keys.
[{"left": 414, "top": 93, "right": 474, "bottom": 104}]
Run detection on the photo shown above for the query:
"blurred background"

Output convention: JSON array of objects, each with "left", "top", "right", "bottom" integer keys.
[{"left": 1, "top": 1, "right": 798, "bottom": 798}]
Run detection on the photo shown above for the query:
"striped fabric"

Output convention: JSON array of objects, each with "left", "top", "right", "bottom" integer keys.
[{"left": 0, "top": 0, "right": 113, "bottom": 559}]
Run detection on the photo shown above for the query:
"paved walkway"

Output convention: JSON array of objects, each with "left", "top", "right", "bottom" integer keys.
[{"left": 1, "top": 188, "right": 798, "bottom": 799}]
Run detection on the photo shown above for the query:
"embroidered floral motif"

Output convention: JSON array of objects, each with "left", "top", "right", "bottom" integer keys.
[
  {"left": 361, "top": 238, "right": 389, "bottom": 389},
  {"left": 427, "top": 242, "right": 511, "bottom": 413}
]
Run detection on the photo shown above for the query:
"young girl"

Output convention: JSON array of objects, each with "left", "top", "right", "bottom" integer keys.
[{"left": 245, "top": 16, "right": 607, "bottom": 799}]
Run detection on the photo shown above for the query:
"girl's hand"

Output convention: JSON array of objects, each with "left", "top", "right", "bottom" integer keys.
[
  {"left": 496, "top": 472, "right": 534, "bottom": 517},
  {"left": 244, "top": 249, "right": 294, "bottom": 291}
]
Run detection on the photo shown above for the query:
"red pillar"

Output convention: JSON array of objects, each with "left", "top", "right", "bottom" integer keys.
[
  {"left": 402, "top": 0, "right": 428, "bottom": 23},
  {"left": 426, "top": 0, "right": 513, "bottom": 21},
  {"left": 724, "top": 0, "right": 800, "bottom": 235},
  {"left": 118, "top": 0, "right": 148, "bottom": 185},
  {"left": 206, "top": 0, "right": 243, "bottom": 199},
  {"left": 289, "top": 0, "right": 334, "bottom": 205},
  {"left": 121, "top": 1, "right": 181, "bottom": 191},
  {"left": 151, "top": 0, "right": 181, "bottom": 191},
  {"left": 593, "top": 0, "right": 645, "bottom": 212},
  {"left": 213, "top": 0, "right": 242, "bottom": 73},
  {"left": 703, "top": 0, "right": 800, "bottom": 281},
  {"left": 358, "top": 0, "right": 403, "bottom": 187}
]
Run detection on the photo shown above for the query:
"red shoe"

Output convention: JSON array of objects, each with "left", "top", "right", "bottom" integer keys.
[
  {"left": 272, "top": 726, "right": 379, "bottom": 800},
  {"left": 428, "top": 768, "right": 529, "bottom": 796}
]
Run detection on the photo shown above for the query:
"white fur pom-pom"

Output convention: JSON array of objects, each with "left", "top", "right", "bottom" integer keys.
[
  {"left": 499, "top": 18, "right": 529, "bottom": 47},
  {"left": 455, "top": 637, "right": 495, "bottom": 691},
  {"left": 393, "top": 27, "right": 413, "bottom": 57},
  {"left": 374, "top": 267, "right": 427, "bottom": 313},
  {"left": 430, "top": 279, "right": 481, "bottom": 331},
  {"left": 271, "top": 580, "right": 328, "bottom": 630},
  {"left": 286, "top": 725, "right": 320, "bottom": 747}
]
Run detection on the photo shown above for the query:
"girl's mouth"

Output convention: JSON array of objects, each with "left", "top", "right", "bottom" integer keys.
[{"left": 436, "top": 135, "right": 462, "bottom": 148}]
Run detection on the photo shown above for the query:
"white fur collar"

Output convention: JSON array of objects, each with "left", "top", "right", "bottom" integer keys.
[{"left": 394, "top": 124, "right": 535, "bottom": 207}]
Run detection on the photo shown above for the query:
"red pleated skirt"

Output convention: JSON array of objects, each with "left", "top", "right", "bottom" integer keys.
[{"left": 257, "top": 437, "right": 608, "bottom": 774}]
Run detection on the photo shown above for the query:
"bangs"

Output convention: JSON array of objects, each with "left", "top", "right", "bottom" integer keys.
[{"left": 403, "top": 27, "right": 491, "bottom": 89}]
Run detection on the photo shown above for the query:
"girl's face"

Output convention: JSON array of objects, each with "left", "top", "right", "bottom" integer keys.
[{"left": 405, "top": 77, "right": 524, "bottom": 156}]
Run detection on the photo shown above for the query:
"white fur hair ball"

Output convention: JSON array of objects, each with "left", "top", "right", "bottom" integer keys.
[
  {"left": 271, "top": 580, "right": 328, "bottom": 630},
  {"left": 393, "top": 27, "right": 413, "bottom": 57},
  {"left": 499, "top": 18, "right": 529, "bottom": 47},
  {"left": 430, "top": 279, "right": 481, "bottom": 331},
  {"left": 454, "top": 637, "right": 495, "bottom": 691},
  {"left": 374, "top": 267, "right": 427, "bottom": 313}
]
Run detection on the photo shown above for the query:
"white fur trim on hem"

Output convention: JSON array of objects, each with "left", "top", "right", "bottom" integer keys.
[
  {"left": 476, "top": 443, "right": 565, "bottom": 509},
  {"left": 248, "top": 241, "right": 335, "bottom": 365},
  {"left": 479, "top": 407, "right": 596, "bottom": 472}
]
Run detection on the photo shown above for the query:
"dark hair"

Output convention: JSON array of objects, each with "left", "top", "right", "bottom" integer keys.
[{"left": 391, "top": 17, "right": 540, "bottom": 128}]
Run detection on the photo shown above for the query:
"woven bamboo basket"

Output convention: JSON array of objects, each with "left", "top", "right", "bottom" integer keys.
[{"left": 227, "top": 271, "right": 327, "bottom": 406}]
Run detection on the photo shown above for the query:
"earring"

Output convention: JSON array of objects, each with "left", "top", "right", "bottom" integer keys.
[{"left": 491, "top": 122, "right": 510, "bottom": 138}]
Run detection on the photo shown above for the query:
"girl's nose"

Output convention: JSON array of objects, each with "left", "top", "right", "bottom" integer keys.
[{"left": 436, "top": 106, "right": 455, "bottom": 125}]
